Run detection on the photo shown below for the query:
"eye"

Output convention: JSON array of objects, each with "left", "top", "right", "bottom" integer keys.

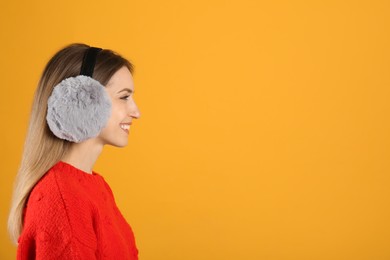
[{"left": 120, "top": 95, "right": 130, "bottom": 100}]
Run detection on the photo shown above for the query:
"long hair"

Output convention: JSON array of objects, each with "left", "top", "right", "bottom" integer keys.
[{"left": 7, "top": 43, "right": 134, "bottom": 245}]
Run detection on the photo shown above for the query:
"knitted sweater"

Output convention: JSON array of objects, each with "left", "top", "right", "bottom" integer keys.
[{"left": 17, "top": 161, "right": 139, "bottom": 259}]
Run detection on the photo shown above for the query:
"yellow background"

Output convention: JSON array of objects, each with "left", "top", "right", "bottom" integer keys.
[{"left": 1, "top": 0, "right": 389, "bottom": 259}]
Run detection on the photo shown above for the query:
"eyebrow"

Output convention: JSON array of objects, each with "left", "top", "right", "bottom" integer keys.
[{"left": 117, "top": 88, "right": 134, "bottom": 94}]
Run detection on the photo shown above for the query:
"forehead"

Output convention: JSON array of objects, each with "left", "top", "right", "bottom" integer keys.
[{"left": 105, "top": 66, "right": 134, "bottom": 92}]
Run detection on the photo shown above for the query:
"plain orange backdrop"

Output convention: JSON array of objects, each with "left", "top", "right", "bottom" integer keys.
[{"left": 1, "top": 0, "right": 389, "bottom": 259}]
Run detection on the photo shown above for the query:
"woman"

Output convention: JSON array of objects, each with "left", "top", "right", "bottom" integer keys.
[{"left": 7, "top": 43, "right": 141, "bottom": 259}]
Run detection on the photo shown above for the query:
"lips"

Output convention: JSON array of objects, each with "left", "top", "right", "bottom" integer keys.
[{"left": 120, "top": 122, "right": 131, "bottom": 134}]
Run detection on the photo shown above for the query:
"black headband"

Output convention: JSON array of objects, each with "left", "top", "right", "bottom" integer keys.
[{"left": 80, "top": 47, "right": 102, "bottom": 77}]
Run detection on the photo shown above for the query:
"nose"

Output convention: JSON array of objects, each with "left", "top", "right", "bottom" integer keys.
[{"left": 128, "top": 99, "right": 141, "bottom": 119}]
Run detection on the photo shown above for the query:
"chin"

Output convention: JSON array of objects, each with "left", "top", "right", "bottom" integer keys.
[
  {"left": 108, "top": 140, "right": 128, "bottom": 148},
  {"left": 99, "top": 131, "right": 129, "bottom": 147},
  {"left": 100, "top": 137, "right": 128, "bottom": 147}
]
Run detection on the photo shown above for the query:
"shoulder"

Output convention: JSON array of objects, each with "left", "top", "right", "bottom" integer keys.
[
  {"left": 27, "top": 163, "right": 91, "bottom": 215},
  {"left": 25, "top": 167, "right": 68, "bottom": 224},
  {"left": 24, "top": 161, "right": 104, "bottom": 230},
  {"left": 19, "top": 167, "right": 74, "bottom": 254},
  {"left": 20, "top": 163, "right": 100, "bottom": 250}
]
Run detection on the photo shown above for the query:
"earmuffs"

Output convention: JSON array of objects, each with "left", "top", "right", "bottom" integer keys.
[{"left": 46, "top": 47, "right": 112, "bottom": 143}]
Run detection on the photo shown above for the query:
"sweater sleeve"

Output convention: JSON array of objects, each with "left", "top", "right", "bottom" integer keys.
[{"left": 17, "top": 175, "right": 98, "bottom": 260}]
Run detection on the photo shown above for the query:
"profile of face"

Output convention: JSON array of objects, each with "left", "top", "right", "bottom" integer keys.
[{"left": 97, "top": 66, "right": 141, "bottom": 147}]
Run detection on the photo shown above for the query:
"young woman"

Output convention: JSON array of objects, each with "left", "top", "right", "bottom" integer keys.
[{"left": 7, "top": 43, "right": 141, "bottom": 259}]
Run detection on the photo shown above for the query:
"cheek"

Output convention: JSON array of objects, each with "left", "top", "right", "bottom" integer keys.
[
  {"left": 105, "top": 103, "right": 125, "bottom": 127},
  {"left": 112, "top": 101, "right": 128, "bottom": 118}
]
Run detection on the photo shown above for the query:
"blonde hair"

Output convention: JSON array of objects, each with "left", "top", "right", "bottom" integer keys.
[{"left": 7, "top": 43, "right": 134, "bottom": 245}]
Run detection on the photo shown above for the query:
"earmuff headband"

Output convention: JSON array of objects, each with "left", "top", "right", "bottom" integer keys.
[{"left": 80, "top": 47, "right": 102, "bottom": 77}]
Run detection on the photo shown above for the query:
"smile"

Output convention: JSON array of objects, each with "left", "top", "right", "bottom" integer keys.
[{"left": 120, "top": 123, "right": 131, "bottom": 134}]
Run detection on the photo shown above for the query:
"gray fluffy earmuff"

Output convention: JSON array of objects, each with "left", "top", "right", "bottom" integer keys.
[{"left": 46, "top": 75, "right": 112, "bottom": 143}]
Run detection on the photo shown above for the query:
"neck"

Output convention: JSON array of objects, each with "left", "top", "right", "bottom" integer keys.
[{"left": 61, "top": 138, "right": 104, "bottom": 174}]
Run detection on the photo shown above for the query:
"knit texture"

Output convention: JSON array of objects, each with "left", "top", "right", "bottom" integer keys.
[{"left": 17, "top": 161, "right": 139, "bottom": 259}]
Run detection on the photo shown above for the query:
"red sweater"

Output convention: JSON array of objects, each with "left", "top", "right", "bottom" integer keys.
[{"left": 17, "top": 161, "right": 139, "bottom": 259}]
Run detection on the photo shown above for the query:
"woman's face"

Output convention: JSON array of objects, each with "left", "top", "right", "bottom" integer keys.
[{"left": 97, "top": 66, "right": 141, "bottom": 147}]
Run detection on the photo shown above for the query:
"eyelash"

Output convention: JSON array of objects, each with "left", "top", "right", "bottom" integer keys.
[{"left": 121, "top": 95, "right": 130, "bottom": 100}]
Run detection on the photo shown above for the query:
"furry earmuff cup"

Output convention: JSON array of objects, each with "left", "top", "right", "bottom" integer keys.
[{"left": 46, "top": 75, "right": 112, "bottom": 143}]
